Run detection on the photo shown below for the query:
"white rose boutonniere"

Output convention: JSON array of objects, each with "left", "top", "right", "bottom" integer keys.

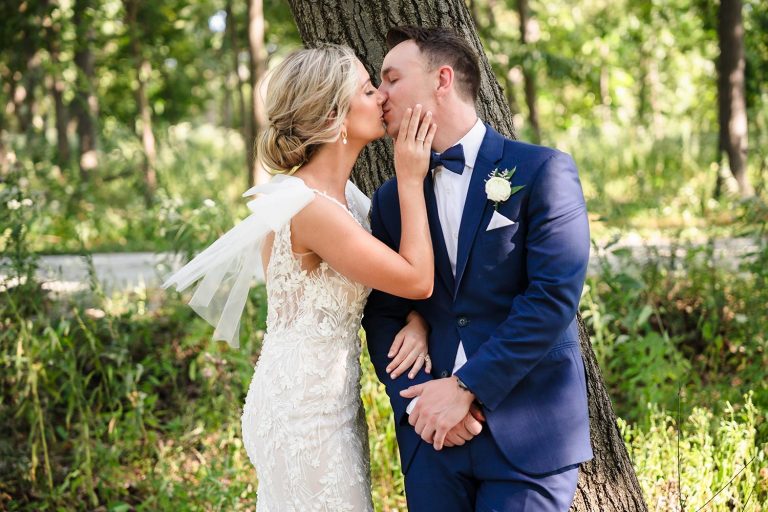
[{"left": 485, "top": 168, "right": 524, "bottom": 210}]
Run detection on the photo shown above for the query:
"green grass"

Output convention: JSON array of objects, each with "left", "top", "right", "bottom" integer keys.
[{"left": 2, "top": 248, "right": 767, "bottom": 510}]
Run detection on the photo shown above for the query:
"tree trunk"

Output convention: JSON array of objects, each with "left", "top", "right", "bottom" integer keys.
[
  {"left": 515, "top": 0, "right": 541, "bottom": 144},
  {"left": 73, "top": 0, "right": 99, "bottom": 177},
  {"left": 287, "top": 1, "right": 647, "bottom": 510},
  {"left": 571, "top": 316, "right": 648, "bottom": 511},
  {"left": 23, "top": 51, "right": 43, "bottom": 137},
  {"left": 45, "top": 0, "right": 71, "bottom": 164},
  {"left": 717, "top": 0, "right": 752, "bottom": 197},
  {"left": 248, "top": 0, "right": 270, "bottom": 187},
  {"left": 638, "top": 52, "right": 663, "bottom": 141},
  {"left": 7, "top": 72, "right": 29, "bottom": 133},
  {"left": 125, "top": 0, "right": 157, "bottom": 206},
  {"left": 227, "top": 1, "right": 253, "bottom": 183}
]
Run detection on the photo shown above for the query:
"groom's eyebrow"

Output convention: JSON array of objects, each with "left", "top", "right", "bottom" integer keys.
[{"left": 380, "top": 67, "right": 394, "bottom": 79}]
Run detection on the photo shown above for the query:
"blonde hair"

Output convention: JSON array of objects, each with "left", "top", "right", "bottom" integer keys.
[{"left": 257, "top": 44, "right": 359, "bottom": 174}]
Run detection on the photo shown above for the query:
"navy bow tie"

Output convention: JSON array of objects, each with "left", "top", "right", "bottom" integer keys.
[{"left": 429, "top": 144, "right": 465, "bottom": 174}]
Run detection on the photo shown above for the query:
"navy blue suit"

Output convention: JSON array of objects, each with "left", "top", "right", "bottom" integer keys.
[{"left": 362, "top": 124, "right": 593, "bottom": 510}]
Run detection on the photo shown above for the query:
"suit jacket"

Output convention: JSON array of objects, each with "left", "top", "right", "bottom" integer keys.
[{"left": 362, "top": 123, "right": 593, "bottom": 475}]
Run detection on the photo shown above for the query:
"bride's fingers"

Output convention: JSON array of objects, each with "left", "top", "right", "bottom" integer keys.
[
  {"left": 406, "top": 104, "right": 423, "bottom": 142},
  {"left": 391, "top": 349, "right": 420, "bottom": 379},
  {"left": 387, "top": 341, "right": 410, "bottom": 375},
  {"left": 388, "top": 331, "right": 405, "bottom": 358},
  {"left": 407, "top": 353, "right": 425, "bottom": 379},
  {"left": 423, "top": 121, "right": 437, "bottom": 149},
  {"left": 396, "top": 108, "right": 412, "bottom": 145},
  {"left": 415, "top": 111, "right": 432, "bottom": 145}
]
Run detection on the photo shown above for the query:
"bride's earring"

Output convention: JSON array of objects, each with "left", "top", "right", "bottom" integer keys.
[{"left": 342, "top": 128, "right": 348, "bottom": 145}]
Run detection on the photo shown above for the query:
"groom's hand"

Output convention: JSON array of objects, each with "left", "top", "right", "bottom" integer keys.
[
  {"left": 401, "top": 376, "right": 477, "bottom": 450},
  {"left": 443, "top": 410, "right": 484, "bottom": 447}
]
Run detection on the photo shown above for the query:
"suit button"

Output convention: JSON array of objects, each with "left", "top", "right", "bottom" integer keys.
[
  {"left": 457, "top": 316, "right": 469, "bottom": 327},
  {"left": 439, "top": 370, "right": 450, "bottom": 378}
]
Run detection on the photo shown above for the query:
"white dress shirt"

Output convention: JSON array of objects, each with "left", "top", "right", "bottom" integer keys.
[{"left": 407, "top": 118, "right": 486, "bottom": 414}]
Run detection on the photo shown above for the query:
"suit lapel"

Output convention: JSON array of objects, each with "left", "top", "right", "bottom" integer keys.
[
  {"left": 454, "top": 125, "right": 505, "bottom": 294},
  {"left": 424, "top": 173, "right": 455, "bottom": 294}
]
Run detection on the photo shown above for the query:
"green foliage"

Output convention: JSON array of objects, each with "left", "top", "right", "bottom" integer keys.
[
  {"left": 2, "top": 251, "right": 766, "bottom": 510},
  {"left": 0, "top": 255, "right": 268, "bottom": 509},
  {"left": 583, "top": 231, "right": 768, "bottom": 421},
  {"left": 621, "top": 396, "right": 767, "bottom": 511},
  {"left": 0, "top": 122, "right": 250, "bottom": 255}
]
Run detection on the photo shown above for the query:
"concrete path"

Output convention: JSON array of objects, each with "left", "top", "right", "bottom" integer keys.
[{"left": 1, "top": 237, "right": 762, "bottom": 295}]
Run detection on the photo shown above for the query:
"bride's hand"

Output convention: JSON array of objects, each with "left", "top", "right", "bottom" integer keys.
[
  {"left": 386, "top": 310, "right": 432, "bottom": 379},
  {"left": 393, "top": 104, "right": 436, "bottom": 184}
]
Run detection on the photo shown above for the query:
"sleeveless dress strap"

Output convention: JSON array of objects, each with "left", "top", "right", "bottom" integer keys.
[{"left": 308, "top": 188, "right": 355, "bottom": 219}]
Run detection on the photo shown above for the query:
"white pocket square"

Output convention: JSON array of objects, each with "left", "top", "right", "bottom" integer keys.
[{"left": 486, "top": 210, "right": 516, "bottom": 231}]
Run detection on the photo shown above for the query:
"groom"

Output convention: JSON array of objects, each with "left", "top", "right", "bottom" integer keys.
[{"left": 362, "top": 26, "right": 593, "bottom": 511}]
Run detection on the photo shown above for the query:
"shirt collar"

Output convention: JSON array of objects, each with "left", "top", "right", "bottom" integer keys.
[{"left": 449, "top": 118, "right": 486, "bottom": 171}]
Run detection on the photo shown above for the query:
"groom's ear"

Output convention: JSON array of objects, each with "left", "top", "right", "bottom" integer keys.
[{"left": 435, "top": 65, "right": 454, "bottom": 98}]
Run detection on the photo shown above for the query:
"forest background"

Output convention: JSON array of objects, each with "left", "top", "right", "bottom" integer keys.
[{"left": 1, "top": 0, "right": 767, "bottom": 510}]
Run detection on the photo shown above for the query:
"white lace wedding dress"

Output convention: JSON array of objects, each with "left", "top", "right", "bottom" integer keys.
[
  {"left": 162, "top": 175, "right": 374, "bottom": 512},
  {"left": 241, "top": 191, "right": 373, "bottom": 511}
]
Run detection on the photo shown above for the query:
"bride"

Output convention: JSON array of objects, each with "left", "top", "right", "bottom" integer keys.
[{"left": 163, "top": 44, "right": 437, "bottom": 511}]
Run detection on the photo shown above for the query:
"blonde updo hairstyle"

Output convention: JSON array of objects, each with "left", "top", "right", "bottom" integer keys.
[{"left": 257, "top": 44, "right": 360, "bottom": 174}]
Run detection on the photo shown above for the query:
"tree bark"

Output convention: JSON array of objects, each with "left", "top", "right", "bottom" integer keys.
[
  {"left": 571, "top": 316, "right": 648, "bottom": 511},
  {"left": 45, "top": 0, "right": 71, "bottom": 164},
  {"left": 248, "top": 0, "right": 270, "bottom": 187},
  {"left": 125, "top": 0, "right": 157, "bottom": 206},
  {"left": 717, "top": 0, "right": 752, "bottom": 197},
  {"left": 287, "top": 1, "right": 647, "bottom": 510},
  {"left": 515, "top": 0, "right": 541, "bottom": 144},
  {"left": 73, "top": 0, "right": 99, "bottom": 177}
]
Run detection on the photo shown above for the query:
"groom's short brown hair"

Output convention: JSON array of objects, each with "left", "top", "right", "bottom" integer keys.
[{"left": 386, "top": 26, "right": 481, "bottom": 103}]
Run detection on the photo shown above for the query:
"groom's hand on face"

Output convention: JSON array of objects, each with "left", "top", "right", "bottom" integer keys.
[{"left": 400, "top": 376, "right": 477, "bottom": 450}]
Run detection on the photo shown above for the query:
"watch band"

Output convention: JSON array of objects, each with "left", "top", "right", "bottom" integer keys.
[
  {"left": 455, "top": 376, "right": 472, "bottom": 393},
  {"left": 456, "top": 376, "right": 483, "bottom": 406}
]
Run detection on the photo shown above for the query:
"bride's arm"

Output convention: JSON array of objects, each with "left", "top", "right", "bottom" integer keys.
[
  {"left": 292, "top": 106, "right": 437, "bottom": 299},
  {"left": 387, "top": 310, "right": 431, "bottom": 379}
]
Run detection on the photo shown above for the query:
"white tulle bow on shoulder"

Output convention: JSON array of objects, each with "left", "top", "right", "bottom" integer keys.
[
  {"left": 162, "top": 174, "right": 314, "bottom": 347},
  {"left": 162, "top": 174, "right": 371, "bottom": 348}
]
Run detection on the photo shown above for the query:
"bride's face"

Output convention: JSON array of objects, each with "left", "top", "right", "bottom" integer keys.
[{"left": 343, "top": 60, "right": 386, "bottom": 146}]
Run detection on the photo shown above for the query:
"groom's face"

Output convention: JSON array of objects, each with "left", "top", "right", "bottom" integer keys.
[{"left": 379, "top": 40, "right": 437, "bottom": 140}]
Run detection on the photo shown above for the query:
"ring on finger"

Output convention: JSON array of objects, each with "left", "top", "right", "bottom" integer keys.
[
  {"left": 416, "top": 353, "right": 425, "bottom": 360},
  {"left": 424, "top": 354, "right": 431, "bottom": 364}
]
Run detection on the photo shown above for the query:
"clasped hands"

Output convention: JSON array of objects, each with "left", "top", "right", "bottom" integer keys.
[{"left": 401, "top": 376, "right": 486, "bottom": 450}]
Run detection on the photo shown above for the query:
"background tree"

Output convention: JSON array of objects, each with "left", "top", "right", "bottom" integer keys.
[
  {"left": 718, "top": 0, "right": 752, "bottom": 197},
  {"left": 73, "top": 0, "right": 100, "bottom": 177},
  {"left": 43, "top": 0, "right": 71, "bottom": 165},
  {"left": 124, "top": 0, "right": 158, "bottom": 205},
  {"left": 286, "top": 0, "right": 648, "bottom": 510},
  {"left": 515, "top": 0, "right": 541, "bottom": 144}
]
